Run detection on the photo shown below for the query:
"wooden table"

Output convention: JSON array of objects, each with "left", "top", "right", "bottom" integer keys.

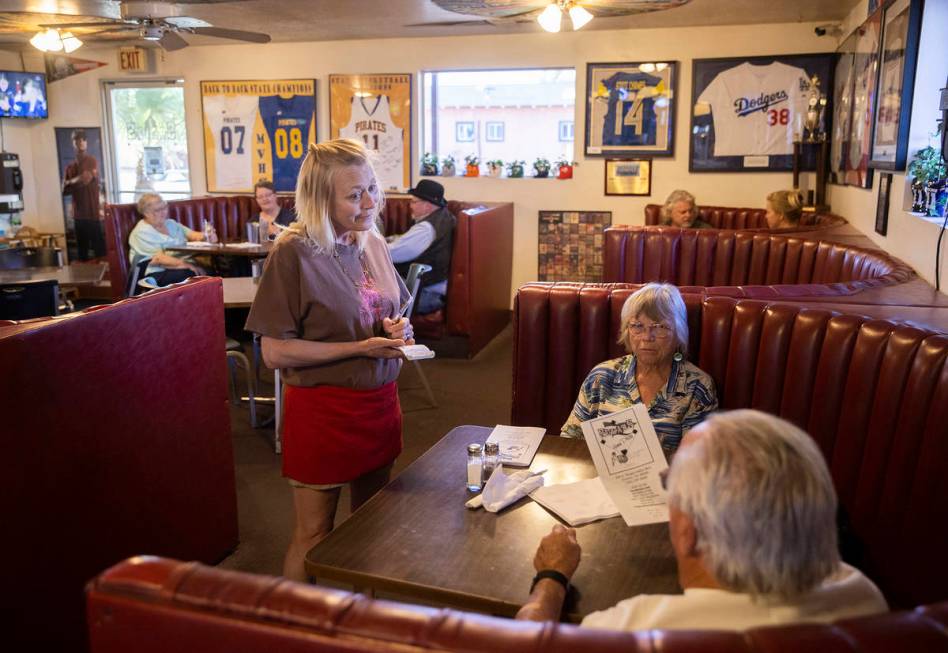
[
  {"left": 164, "top": 242, "right": 271, "bottom": 258},
  {"left": 305, "top": 425, "right": 678, "bottom": 622},
  {"left": 222, "top": 276, "right": 259, "bottom": 308},
  {"left": 0, "top": 263, "right": 107, "bottom": 286}
]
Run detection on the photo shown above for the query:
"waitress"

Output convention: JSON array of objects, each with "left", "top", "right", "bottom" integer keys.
[{"left": 246, "top": 139, "right": 412, "bottom": 581}]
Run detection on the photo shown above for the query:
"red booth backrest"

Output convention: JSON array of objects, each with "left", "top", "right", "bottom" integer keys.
[
  {"left": 643, "top": 203, "right": 847, "bottom": 230},
  {"left": 0, "top": 277, "right": 238, "bottom": 650},
  {"left": 511, "top": 283, "right": 948, "bottom": 608},
  {"left": 86, "top": 557, "right": 948, "bottom": 653},
  {"left": 602, "top": 227, "right": 914, "bottom": 293}
]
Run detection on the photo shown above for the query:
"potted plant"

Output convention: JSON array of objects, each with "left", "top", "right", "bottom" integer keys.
[
  {"left": 908, "top": 138, "right": 947, "bottom": 217},
  {"left": 420, "top": 152, "right": 440, "bottom": 176},
  {"left": 486, "top": 159, "right": 504, "bottom": 177},
  {"left": 555, "top": 157, "right": 575, "bottom": 180},
  {"left": 533, "top": 157, "right": 551, "bottom": 178},
  {"left": 464, "top": 154, "right": 480, "bottom": 177},
  {"left": 506, "top": 160, "right": 525, "bottom": 178},
  {"left": 441, "top": 155, "right": 456, "bottom": 177}
]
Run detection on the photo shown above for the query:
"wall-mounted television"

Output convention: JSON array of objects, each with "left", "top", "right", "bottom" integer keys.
[{"left": 0, "top": 71, "right": 48, "bottom": 120}]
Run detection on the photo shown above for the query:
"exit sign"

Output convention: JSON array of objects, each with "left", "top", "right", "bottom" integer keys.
[{"left": 119, "top": 47, "right": 147, "bottom": 72}]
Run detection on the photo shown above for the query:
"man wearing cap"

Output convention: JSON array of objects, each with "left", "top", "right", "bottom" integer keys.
[
  {"left": 62, "top": 128, "right": 104, "bottom": 260},
  {"left": 387, "top": 179, "right": 456, "bottom": 315}
]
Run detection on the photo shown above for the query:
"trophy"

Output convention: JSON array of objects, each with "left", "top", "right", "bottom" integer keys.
[{"left": 804, "top": 74, "right": 827, "bottom": 143}]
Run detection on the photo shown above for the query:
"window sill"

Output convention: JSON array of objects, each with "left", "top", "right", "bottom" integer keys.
[{"left": 904, "top": 210, "right": 948, "bottom": 226}]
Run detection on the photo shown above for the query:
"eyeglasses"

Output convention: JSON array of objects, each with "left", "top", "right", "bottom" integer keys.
[
  {"left": 628, "top": 322, "right": 673, "bottom": 339},
  {"left": 256, "top": 192, "right": 277, "bottom": 201}
]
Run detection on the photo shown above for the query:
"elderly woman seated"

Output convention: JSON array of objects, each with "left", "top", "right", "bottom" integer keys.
[
  {"left": 561, "top": 283, "right": 718, "bottom": 455},
  {"left": 659, "top": 190, "right": 711, "bottom": 229},
  {"left": 128, "top": 192, "right": 216, "bottom": 286},
  {"left": 765, "top": 189, "right": 805, "bottom": 229}
]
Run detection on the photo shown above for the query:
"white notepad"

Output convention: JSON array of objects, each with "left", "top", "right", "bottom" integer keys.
[
  {"left": 398, "top": 344, "right": 435, "bottom": 360},
  {"left": 486, "top": 424, "right": 545, "bottom": 467}
]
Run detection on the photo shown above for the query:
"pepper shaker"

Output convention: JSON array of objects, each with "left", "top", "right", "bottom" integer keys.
[{"left": 483, "top": 442, "right": 500, "bottom": 482}]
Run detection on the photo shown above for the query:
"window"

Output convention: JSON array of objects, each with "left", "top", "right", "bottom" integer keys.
[
  {"left": 486, "top": 121, "right": 505, "bottom": 142},
  {"left": 456, "top": 121, "right": 476, "bottom": 142},
  {"left": 102, "top": 79, "right": 190, "bottom": 204},
  {"left": 423, "top": 68, "right": 575, "bottom": 172}
]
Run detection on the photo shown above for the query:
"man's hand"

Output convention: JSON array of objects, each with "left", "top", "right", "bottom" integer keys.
[
  {"left": 534, "top": 524, "right": 581, "bottom": 579},
  {"left": 382, "top": 316, "right": 414, "bottom": 345}
]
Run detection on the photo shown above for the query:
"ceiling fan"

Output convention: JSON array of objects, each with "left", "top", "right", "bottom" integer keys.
[
  {"left": 40, "top": 1, "right": 270, "bottom": 51},
  {"left": 407, "top": 0, "right": 692, "bottom": 29}
]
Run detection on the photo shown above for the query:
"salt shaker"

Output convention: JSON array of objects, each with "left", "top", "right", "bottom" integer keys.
[
  {"left": 466, "top": 443, "right": 483, "bottom": 492},
  {"left": 483, "top": 442, "right": 499, "bottom": 482}
]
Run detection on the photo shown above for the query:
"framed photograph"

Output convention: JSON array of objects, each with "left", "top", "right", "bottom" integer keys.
[
  {"left": 604, "top": 158, "right": 651, "bottom": 196},
  {"left": 870, "top": 0, "right": 923, "bottom": 170},
  {"left": 330, "top": 73, "right": 412, "bottom": 192},
  {"left": 55, "top": 126, "right": 107, "bottom": 262},
  {"left": 830, "top": 32, "right": 857, "bottom": 185},
  {"left": 875, "top": 172, "right": 892, "bottom": 235},
  {"left": 689, "top": 53, "right": 834, "bottom": 173},
  {"left": 585, "top": 61, "right": 677, "bottom": 157},
  {"left": 200, "top": 80, "right": 316, "bottom": 193},
  {"left": 845, "top": 10, "right": 882, "bottom": 188},
  {"left": 538, "top": 211, "right": 612, "bottom": 282}
]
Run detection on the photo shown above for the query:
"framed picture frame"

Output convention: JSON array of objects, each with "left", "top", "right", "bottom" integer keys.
[
  {"left": 585, "top": 61, "right": 677, "bottom": 158},
  {"left": 689, "top": 53, "right": 834, "bottom": 173},
  {"left": 55, "top": 126, "right": 108, "bottom": 262},
  {"left": 830, "top": 32, "right": 857, "bottom": 185},
  {"left": 200, "top": 80, "right": 317, "bottom": 193},
  {"left": 844, "top": 10, "right": 882, "bottom": 188},
  {"left": 875, "top": 172, "right": 892, "bottom": 235},
  {"left": 329, "top": 73, "right": 412, "bottom": 192},
  {"left": 604, "top": 158, "right": 651, "bottom": 196},
  {"left": 538, "top": 210, "right": 612, "bottom": 282},
  {"left": 869, "top": 0, "right": 923, "bottom": 170}
]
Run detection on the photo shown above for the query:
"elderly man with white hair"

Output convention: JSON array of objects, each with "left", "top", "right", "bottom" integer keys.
[{"left": 517, "top": 410, "right": 887, "bottom": 630}]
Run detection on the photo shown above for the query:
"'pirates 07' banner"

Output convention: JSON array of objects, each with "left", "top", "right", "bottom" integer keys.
[
  {"left": 201, "top": 79, "right": 316, "bottom": 193},
  {"left": 329, "top": 74, "right": 412, "bottom": 192}
]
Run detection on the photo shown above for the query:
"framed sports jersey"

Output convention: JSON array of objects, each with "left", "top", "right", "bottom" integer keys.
[
  {"left": 830, "top": 33, "right": 857, "bottom": 185},
  {"left": 689, "top": 54, "right": 834, "bottom": 173},
  {"left": 845, "top": 11, "right": 882, "bottom": 188},
  {"left": 329, "top": 74, "right": 412, "bottom": 192},
  {"left": 869, "top": 0, "right": 922, "bottom": 171},
  {"left": 585, "top": 62, "right": 677, "bottom": 157},
  {"left": 200, "top": 79, "right": 317, "bottom": 193}
]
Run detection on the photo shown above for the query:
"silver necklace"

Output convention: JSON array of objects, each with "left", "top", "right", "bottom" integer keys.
[{"left": 332, "top": 246, "right": 373, "bottom": 289}]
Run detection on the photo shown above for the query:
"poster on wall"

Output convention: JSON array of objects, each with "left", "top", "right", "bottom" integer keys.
[
  {"left": 689, "top": 53, "right": 834, "bottom": 173},
  {"left": 584, "top": 61, "right": 677, "bottom": 157},
  {"left": 830, "top": 32, "right": 857, "bottom": 185},
  {"left": 55, "top": 127, "right": 107, "bottom": 262},
  {"left": 538, "top": 211, "right": 611, "bottom": 282},
  {"left": 845, "top": 11, "right": 881, "bottom": 188},
  {"left": 200, "top": 79, "right": 316, "bottom": 193},
  {"left": 329, "top": 73, "right": 412, "bottom": 192}
]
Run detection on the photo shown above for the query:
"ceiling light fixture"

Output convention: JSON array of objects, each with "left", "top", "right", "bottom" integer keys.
[
  {"left": 537, "top": 1, "right": 594, "bottom": 33},
  {"left": 30, "top": 27, "right": 82, "bottom": 53}
]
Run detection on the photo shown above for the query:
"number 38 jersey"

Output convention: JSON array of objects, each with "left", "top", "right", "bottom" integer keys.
[
  {"left": 259, "top": 94, "right": 316, "bottom": 191},
  {"left": 339, "top": 94, "right": 404, "bottom": 192},
  {"left": 205, "top": 95, "right": 259, "bottom": 191},
  {"left": 697, "top": 62, "right": 810, "bottom": 157}
]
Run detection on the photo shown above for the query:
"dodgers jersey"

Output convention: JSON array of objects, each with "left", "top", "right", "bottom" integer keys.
[
  {"left": 600, "top": 71, "right": 663, "bottom": 146},
  {"left": 339, "top": 94, "right": 404, "bottom": 191},
  {"left": 260, "top": 94, "right": 316, "bottom": 192},
  {"left": 697, "top": 62, "right": 810, "bottom": 157},
  {"left": 205, "top": 95, "right": 259, "bottom": 191}
]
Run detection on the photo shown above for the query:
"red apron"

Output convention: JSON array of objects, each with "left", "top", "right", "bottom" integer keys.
[{"left": 282, "top": 382, "right": 402, "bottom": 484}]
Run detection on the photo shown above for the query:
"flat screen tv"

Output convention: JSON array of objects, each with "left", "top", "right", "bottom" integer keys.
[{"left": 0, "top": 71, "right": 49, "bottom": 119}]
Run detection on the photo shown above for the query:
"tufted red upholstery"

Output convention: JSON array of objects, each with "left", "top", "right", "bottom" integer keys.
[
  {"left": 602, "top": 227, "right": 915, "bottom": 299},
  {"left": 643, "top": 203, "right": 848, "bottom": 231},
  {"left": 1, "top": 277, "right": 238, "bottom": 650},
  {"left": 104, "top": 195, "right": 513, "bottom": 357},
  {"left": 86, "top": 556, "right": 948, "bottom": 653},
  {"left": 511, "top": 283, "right": 948, "bottom": 609}
]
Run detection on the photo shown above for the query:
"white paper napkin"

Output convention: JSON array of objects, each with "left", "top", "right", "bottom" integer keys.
[
  {"left": 465, "top": 466, "right": 545, "bottom": 512},
  {"left": 529, "top": 477, "right": 621, "bottom": 526}
]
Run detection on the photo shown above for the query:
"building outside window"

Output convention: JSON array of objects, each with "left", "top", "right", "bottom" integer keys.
[
  {"left": 486, "top": 121, "right": 505, "bottom": 142},
  {"left": 456, "top": 121, "right": 476, "bottom": 142},
  {"left": 559, "top": 120, "right": 574, "bottom": 142}
]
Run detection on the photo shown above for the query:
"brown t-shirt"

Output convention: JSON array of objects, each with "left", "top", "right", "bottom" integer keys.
[
  {"left": 63, "top": 153, "right": 100, "bottom": 221},
  {"left": 245, "top": 230, "right": 410, "bottom": 389}
]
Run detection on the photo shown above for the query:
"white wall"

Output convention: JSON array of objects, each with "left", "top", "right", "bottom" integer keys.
[
  {"left": 10, "top": 21, "right": 843, "bottom": 296},
  {"left": 830, "top": 0, "right": 948, "bottom": 289}
]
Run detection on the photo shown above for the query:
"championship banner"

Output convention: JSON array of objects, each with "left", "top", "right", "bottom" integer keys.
[
  {"left": 201, "top": 79, "right": 316, "bottom": 193},
  {"left": 329, "top": 74, "right": 411, "bottom": 192}
]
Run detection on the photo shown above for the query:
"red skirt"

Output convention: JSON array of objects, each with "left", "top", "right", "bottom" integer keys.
[{"left": 282, "top": 382, "right": 402, "bottom": 485}]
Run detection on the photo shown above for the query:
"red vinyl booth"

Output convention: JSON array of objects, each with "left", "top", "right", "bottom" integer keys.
[
  {"left": 86, "top": 556, "right": 948, "bottom": 653},
  {"left": 642, "top": 202, "right": 847, "bottom": 230},
  {"left": 511, "top": 283, "right": 948, "bottom": 610}
]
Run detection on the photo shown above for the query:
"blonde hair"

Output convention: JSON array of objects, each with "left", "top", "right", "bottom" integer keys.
[
  {"left": 766, "top": 189, "right": 804, "bottom": 225},
  {"left": 660, "top": 189, "right": 698, "bottom": 225},
  {"left": 288, "top": 138, "right": 384, "bottom": 253},
  {"left": 618, "top": 282, "right": 689, "bottom": 355}
]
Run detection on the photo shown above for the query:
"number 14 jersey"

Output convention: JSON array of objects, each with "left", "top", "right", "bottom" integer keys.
[{"left": 697, "top": 62, "right": 810, "bottom": 157}]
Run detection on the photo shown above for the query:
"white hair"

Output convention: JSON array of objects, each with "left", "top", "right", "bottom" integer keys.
[
  {"left": 667, "top": 409, "right": 839, "bottom": 600},
  {"left": 618, "top": 282, "right": 689, "bottom": 355},
  {"left": 660, "top": 189, "right": 698, "bottom": 225}
]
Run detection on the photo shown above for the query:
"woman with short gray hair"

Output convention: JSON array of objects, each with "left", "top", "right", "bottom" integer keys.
[
  {"left": 561, "top": 283, "right": 717, "bottom": 455},
  {"left": 128, "top": 192, "right": 215, "bottom": 286}
]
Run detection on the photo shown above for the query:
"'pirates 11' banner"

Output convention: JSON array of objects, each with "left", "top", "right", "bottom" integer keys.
[{"left": 201, "top": 79, "right": 316, "bottom": 193}]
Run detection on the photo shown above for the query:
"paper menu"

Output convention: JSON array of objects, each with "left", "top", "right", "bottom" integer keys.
[
  {"left": 485, "top": 424, "right": 545, "bottom": 467},
  {"left": 579, "top": 404, "right": 669, "bottom": 527}
]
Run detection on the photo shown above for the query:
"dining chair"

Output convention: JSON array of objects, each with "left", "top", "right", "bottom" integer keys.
[
  {"left": 126, "top": 257, "right": 152, "bottom": 297},
  {"left": 402, "top": 262, "right": 437, "bottom": 409},
  {"left": 225, "top": 338, "right": 257, "bottom": 429}
]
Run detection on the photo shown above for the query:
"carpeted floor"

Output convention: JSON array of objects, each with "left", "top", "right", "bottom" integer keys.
[{"left": 219, "top": 324, "right": 514, "bottom": 576}]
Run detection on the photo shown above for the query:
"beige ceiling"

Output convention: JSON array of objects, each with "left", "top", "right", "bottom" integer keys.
[{"left": 0, "top": 0, "right": 859, "bottom": 49}]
